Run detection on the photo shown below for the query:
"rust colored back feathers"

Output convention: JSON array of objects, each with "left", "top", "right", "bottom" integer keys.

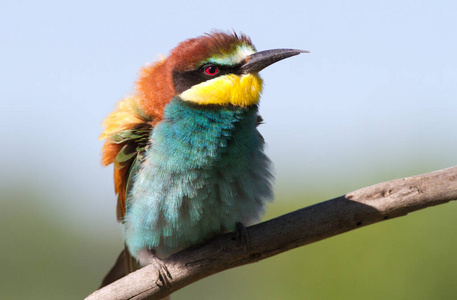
[{"left": 136, "top": 59, "right": 175, "bottom": 122}]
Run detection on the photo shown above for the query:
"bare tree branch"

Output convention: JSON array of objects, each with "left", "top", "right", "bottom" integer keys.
[{"left": 86, "top": 166, "right": 457, "bottom": 300}]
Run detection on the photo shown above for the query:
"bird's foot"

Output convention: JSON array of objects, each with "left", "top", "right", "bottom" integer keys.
[
  {"left": 235, "top": 222, "right": 250, "bottom": 253},
  {"left": 148, "top": 249, "right": 173, "bottom": 288}
]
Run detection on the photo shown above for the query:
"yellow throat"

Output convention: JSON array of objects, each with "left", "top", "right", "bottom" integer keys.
[{"left": 179, "top": 73, "right": 263, "bottom": 107}]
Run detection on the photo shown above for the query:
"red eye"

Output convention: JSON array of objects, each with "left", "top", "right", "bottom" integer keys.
[{"left": 204, "top": 65, "right": 219, "bottom": 76}]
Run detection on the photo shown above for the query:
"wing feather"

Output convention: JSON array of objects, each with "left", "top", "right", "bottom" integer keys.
[{"left": 100, "top": 96, "right": 152, "bottom": 221}]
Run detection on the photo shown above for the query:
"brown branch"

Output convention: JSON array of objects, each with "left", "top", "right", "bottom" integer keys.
[{"left": 86, "top": 166, "right": 457, "bottom": 300}]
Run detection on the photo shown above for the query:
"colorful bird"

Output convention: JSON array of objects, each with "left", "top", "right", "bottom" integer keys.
[{"left": 99, "top": 31, "right": 307, "bottom": 286}]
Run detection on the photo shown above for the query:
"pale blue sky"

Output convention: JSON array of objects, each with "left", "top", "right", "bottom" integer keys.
[{"left": 1, "top": 0, "right": 456, "bottom": 229}]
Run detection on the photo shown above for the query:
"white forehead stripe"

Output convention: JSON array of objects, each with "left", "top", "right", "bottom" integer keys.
[{"left": 207, "top": 44, "right": 256, "bottom": 66}]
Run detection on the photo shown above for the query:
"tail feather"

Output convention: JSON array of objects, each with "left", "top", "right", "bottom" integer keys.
[{"left": 100, "top": 246, "right": 140, "bottom": 288}]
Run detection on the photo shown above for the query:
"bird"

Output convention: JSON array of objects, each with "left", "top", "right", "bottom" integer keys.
[{"left": 99, "top": 31, "right": 307, "bottom": 287}]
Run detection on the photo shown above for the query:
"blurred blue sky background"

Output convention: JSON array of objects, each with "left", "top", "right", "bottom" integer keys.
[{"left": 1, "top": 0, "right": 456, "bottom": 299}]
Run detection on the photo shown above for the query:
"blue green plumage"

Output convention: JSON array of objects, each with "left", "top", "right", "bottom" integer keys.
[{"left": 123, "top": 98, "right": 273, "bottom": 259}]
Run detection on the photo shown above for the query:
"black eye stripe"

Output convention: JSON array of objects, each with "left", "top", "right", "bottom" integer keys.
[
  {"left": 173, "top": 64, "right": 243, "bottom": 94},
  {"left": 200, "top": 64, "right": 241, "bottom": 75}
]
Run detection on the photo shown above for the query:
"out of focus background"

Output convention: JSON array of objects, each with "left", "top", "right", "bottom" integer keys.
[{"left": 1, "top": 1, "right": 456, "bottom": 299}]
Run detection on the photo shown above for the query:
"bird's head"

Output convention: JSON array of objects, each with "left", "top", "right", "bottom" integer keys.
[{"left": 136, "top": 31, "right": 307, "bottom": 119}]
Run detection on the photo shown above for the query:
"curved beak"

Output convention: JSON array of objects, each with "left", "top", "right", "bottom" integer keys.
[{"left": 240, "top": 49, "right": 309, "bottom": 74}]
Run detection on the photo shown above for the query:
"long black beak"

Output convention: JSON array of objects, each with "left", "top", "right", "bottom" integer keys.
[{"left": 240, "top": 49, "right": 309, "bottom": 74}]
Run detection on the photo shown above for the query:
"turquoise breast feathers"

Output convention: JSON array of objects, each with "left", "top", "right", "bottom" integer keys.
[{"left": 123, "top": 98, "right": 274, "bottom": 259}]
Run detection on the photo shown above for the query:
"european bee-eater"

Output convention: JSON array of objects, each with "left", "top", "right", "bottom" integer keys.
[{"left": 99, "top": 31, "right": 307, "bottom": 286}]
